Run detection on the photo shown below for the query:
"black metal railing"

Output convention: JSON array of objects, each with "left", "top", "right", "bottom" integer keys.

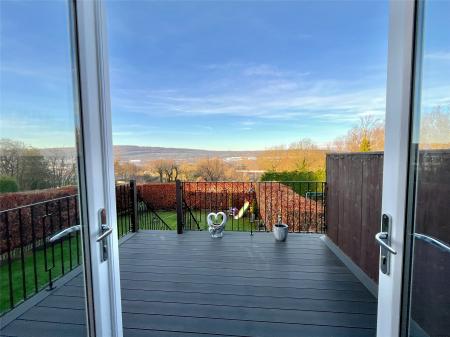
[
  {"left": 0, "top": 180, "right": 151, "bottom": 315},
  {"left": 136, "top": 198, "right": 171, "bottom": 231},
  {"left": 116, "top": 181, "right": 172, "bottom": 232},
  {"left": 0, "top": 195, "right": 80, "bottom": 314},
  {"left": 179, "top": 181, "right": 326, "bottom": 234},
  {"left": 0, "top": 179, "right": 325, "bottom": 315},
  {"left": 182, "top": 198, "right": 201, "bottom": 231},
  {"left": 115, "top": 182, "right": 135, "bottom": 238}
]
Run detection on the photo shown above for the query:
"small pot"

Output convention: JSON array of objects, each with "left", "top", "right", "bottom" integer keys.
[{"left": 273, "top": 223, "right": 288, "bottom": 242}]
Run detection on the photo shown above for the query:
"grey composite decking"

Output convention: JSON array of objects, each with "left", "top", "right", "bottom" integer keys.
[{"left": 1, "top": 231, "right": 377, "bottom": 337}]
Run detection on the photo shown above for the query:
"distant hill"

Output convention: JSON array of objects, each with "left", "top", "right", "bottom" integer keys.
[{"left": 39, "top": 145, "right": 262, "bottom": 163}]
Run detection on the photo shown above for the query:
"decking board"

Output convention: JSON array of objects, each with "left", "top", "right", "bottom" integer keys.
[{"left": 1, "top": 231, "right": 377, "bottom": 337}]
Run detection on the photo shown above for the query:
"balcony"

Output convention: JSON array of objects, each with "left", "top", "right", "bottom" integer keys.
[
  {"left": 1, "top": 230, "right": 376, "bottom": 337},
  {"left": 2, "top": 151, "right": 448, "bottom": 337}
]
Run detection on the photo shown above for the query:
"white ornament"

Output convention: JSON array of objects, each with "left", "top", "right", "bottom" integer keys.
[{"left": 207, "top": 212, "right": 227, "bottom": 238}]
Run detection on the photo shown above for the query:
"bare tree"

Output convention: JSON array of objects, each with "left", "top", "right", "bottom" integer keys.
[
  {"left": 420, "top": 105, "right": 450, "bottom": 149},
  {"left": 149, "top": 159, "right": 180, "bottom": 182},
  {"left": 288, "top": 138, "right": 318, "bottom": 171},
  {"left": 114, "top": 159, "right": 139, "bottom": 181},
  {"left": 256, "top": 146, "right": 285, "bottom": 172},
  {"left": 46, "top": 151, "right": 77, "bottom": 188},
  {"left": 195, "top": 157, "right": 227, "bottom": 181},
  {"left": 163, "top": 160, "right": 179, "bottom": 182},
  {"left": 151, "top": 160, "right": 166, "bottom": 182},
  {"left": 0, "top": 138, "right": 24, "bottom": 177},
  {"left": 330, "top": 115, "right": 384, "bottom": 152}
]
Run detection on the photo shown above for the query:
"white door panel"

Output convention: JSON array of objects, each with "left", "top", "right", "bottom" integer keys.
[
  {"left": 75, "top": 0, "right": 123, "bottom": 336},
  {"left": 377, "top": 1, "right": 415, "bottom": 336}
]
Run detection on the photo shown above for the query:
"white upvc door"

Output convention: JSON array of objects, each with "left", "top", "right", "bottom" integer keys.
[
  {"left": 377, "top": 0, "right": 450, "bottom": 336},
  {"left": 73, "top": 0, "right": 123, "bottom": 336}
]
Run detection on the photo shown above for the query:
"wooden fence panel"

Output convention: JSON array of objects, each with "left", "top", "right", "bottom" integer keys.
[
  {"left": 360, "top": 155, "right": 383, "bottom": 282},
  {"left": 326, "top": 156, "right": 339, "bottom": 242},
  {"left": 326, "top": 152, "right": 383, "bottom": 283},
  {"left": 326, "top": 150, "right": 449, "bottom": 286}
]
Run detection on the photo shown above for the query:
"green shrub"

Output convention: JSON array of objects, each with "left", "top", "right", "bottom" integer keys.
[
  {"left": 0, "top": 176, "right": 19, "bottom": 193},
  {"left": 260, "top": 170, "right": 325, "bottom": 195}
]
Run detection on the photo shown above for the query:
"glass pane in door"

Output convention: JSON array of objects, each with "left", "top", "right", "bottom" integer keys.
[
  {"left": 404, "top": 1, "right": 450, "bottom": 336},
  {"left": 1, "top": 1, "right": 87, "bottom": 336}
]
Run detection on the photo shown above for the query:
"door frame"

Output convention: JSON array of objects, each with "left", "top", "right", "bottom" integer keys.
[
  {"left": 376, "top": 0, "right": 416, "bottom": 336},
  {"left": 74, "top": 0, "right": 425, "bottom": 336},
  {"left": 73, "top": 0, "right": 123, "bottom": 336}
]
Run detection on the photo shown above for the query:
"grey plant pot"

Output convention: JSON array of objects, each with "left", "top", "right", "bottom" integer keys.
[{"left": 273, "top": 223, "right": 288, "bottom": 242}]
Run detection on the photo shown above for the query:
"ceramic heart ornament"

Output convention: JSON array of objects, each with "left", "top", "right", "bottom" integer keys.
[{"left": 207, "top": 212, "right": 227, "bottom": 238}]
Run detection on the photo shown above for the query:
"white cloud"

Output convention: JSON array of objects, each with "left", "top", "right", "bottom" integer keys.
[
  {"left": 425, "top": 51, "right": 450, "bottom": 61},
  {"left": 243, "top": 64, "right": 284, "bottom": 77},
  {"left": 111, "top": 69, "right": 387, "bottom": 125}
]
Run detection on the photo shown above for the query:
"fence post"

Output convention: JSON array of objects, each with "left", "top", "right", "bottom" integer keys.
[
  {"left": 130, "top": 179, "right": 138, "bottom": 232},
  {"left": 176, "top": 180, "right": 183, "bottom": 234}
]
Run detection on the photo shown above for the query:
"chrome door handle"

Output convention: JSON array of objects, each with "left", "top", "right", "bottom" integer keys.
[
  {"left": 377, "top": 214, "right": 395, "bottom": 275},
  {"left": 414, "top": 233, "right": 450, "bottom": 253},
  {"left": 375, "top": 232, "right": 397, "bottom": 255},
  {"left": 98, "top": 208, "right": 111, "bottom": 262},
  {"left": 96, "top": 224, "right": 113, "bottom": 242},
  {"left": 49, "top": 225, "right": 81, "bottom": 243}
]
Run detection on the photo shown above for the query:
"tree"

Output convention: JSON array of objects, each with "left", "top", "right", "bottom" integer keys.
[
  {"left": 0, "top": 139, "right": 51, "bottom": 191},
  {"left": 0, "top": 176, "right": 19, "bottom": 193},
  {"left": 330, "top": 106, "right": 450, "bottom": 152},
  {"left": 178, "top": 162, "right": 196, "bottom": 181},
  {"left": 46, "top": 151, "right": 77, "bottom": 188},
  {"left": 195, "top": 157, "right": 228, "bottom": 181},
  {"left": 419, "top": 106, "right": 450, "bottom": 149},
  {"left": 330, "top": 115, "right": 384, "bottom": 152},
  {"left": 256, "top": 139, "right": 325, "bottom": 174},
  {"left": 359, "top": 136, "right": 371, "bottom": 152},
  {"left": 0, "top": 138, "right": 24, "bottom": 177},
  {"left": 162, "top": 160, "right": 179, "bottom": 182},
  {"left": 256, "top": 146, "right": 285, "bottom": 172},
  {"left": 288, "top": 138, "right": 321, "bottom": 171},
  {"left": 114, "top": 159, "right": 139, "bottom": 181},
  {"left": 18, "top": 148, "right": 51, "bottom": 190},
  {"left": 150, "top": 160, "right": 165, "bottom": 182},
  {"left": 149, "top": 159, "right": 180, "bottom": 182}
]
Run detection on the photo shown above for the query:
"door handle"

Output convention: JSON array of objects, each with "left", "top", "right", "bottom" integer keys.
[
  {"left": 375, "top": 232, "right": 397, "bottom": 255},
  {"left": 96, "top": 224, "right": 113, "bottom": 242},
  {"left": 414, "top": 233, "right": 450, "bottom": 253},
  {"left": 98, "top": 208, "right": 112, "bottom": 262},
  {"left": 49, "top": 225, "right": 81, "bottom": 243},
  {"left": 376, "top": 214, "right": 395, "bottom": 275}
]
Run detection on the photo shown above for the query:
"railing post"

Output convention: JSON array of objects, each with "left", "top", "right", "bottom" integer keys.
[
  {"left": 130, "top": 179, "right": 138, "bottom": 232},
  {"left": 176, "top": 179, "right": 183, "bottom": 234}
]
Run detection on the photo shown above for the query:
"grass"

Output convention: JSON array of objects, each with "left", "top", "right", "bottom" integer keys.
[
  {"left": 117, "top": 212, "right": 136, "bottom": 237},
  {"left": 0, "top": 236, "right": 81, "bottom": 314},
  {"left": 0, "top": 214, "right": 135, "bottom": 315},
  {"left": 156, "top": 210, "right": 260, "bottom": 232}
]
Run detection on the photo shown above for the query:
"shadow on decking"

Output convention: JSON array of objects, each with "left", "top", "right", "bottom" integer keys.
[{"left": 0, "top": 231, "right": 377, "bottom": 337}]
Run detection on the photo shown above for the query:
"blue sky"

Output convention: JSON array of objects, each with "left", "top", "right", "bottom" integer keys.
[
  {"left": 1, "top": 1, "right": 448, "bottom": 150},
  {"left": 107, "top": 0, "right": 389, "bottom": 150}
]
